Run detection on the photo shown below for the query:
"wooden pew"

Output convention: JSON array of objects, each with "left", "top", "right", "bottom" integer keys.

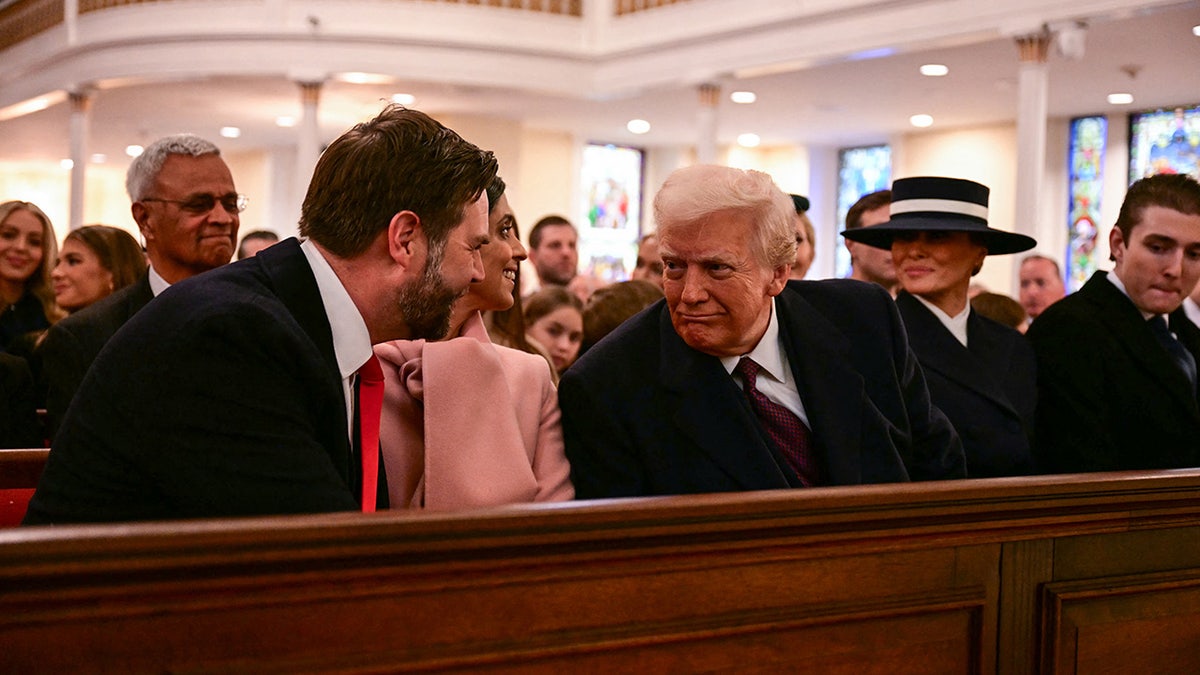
[
  {"left": 0, "top": 448, "right": 48, "bottom": 526},
  {"left": 2, "top": 470, "right": 1200, "bottom": 673}
]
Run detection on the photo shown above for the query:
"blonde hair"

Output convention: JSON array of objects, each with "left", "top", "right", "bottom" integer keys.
[{"left": 0, "top": 201, "right": 63, "bottom": 323}]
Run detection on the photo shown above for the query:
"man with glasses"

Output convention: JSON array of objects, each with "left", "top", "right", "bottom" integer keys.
[
  {"left": 26, "top": 107, "right": 497, "bottom": 524},
  {"left": 38, "top": 134, "right": 244, "bottom": 438}
]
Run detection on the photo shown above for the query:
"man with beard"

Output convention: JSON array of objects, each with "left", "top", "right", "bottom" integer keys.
[
  {"left": 25, "top": 106, "right": 497, "bottom": 524},
  {"left": 38, "top": 134, "right": 242, "bottom": 439}
]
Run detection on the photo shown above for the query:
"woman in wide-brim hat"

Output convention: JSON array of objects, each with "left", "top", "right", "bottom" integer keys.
[{"left": 842, "top": 176, "right": 1040, "bottom": 478}]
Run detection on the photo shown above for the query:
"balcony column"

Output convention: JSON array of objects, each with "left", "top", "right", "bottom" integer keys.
[
  {"left": 695, "top": 83, "right": 720, "bottom": 165},
  {"left": 294, "top": 80, "right": 324, "bottom": 210},
  {"left": 68, "top": 89, "right": 93, "bottom": 231},
  {"left": 1014, "top": 31, "right": 1050, "bottom": 247}
]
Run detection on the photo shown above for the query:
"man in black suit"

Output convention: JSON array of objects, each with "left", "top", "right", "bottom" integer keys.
[
  {"left": 38, "top": 134, "right": 241, "bottom": 438},
  {"left": 558, "top": 165, "right": 964, "bottom": 499},
  {"left": 1028, "top": 173, "right": 1200, "bottom": 473},
  {"left": 25, "top": 106, "right": 498, "bottom": 523}
]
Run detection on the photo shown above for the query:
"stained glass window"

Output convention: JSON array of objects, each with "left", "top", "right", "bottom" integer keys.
[
  {"left": 1066, "top": 116, "right": 1106, "bottom": 292},
  {"left": 1129, "top": 105, "right": 1200, "bottom": 182},
  {"left": 835, "top": 145, "right": 891, "bottom": 279},
  {"left": 577, "top": 143, "right": 643, "bottom": 282}
]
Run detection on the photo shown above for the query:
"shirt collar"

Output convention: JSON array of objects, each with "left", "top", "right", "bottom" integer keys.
[
  {"left": 147, "top": 264, "right": 170, "bottom": 297},
  {"left": 912, "top": 293, "right": 970, "bottom": 346},
  {"left": 720, "top": 297, "right": 789, "bottom": 381},
  {"left": 300, "top": 238, "right": 373, "bottom": 379},
  {"left": 1106, "top": 271, "right": 1158, "bottom": 321}
]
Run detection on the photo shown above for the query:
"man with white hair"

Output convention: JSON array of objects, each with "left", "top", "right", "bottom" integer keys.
[
  {"left": 559, "top": 165, "right": 964, "bottom": 498},
  {"left": 38, "top": 133, "right": 242, "bottom": 437}
]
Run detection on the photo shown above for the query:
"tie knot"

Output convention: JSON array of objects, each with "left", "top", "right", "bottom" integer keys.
[
  {"left": 358, "top": 353, "right": 384, "bottom": 385},
  {"left": 736, "top": 357, "right": 760, "bottom": 384}
]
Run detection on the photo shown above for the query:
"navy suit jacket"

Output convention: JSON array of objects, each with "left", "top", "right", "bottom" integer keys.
[
  {"left": 559, "top": 279, "right": 966, "bottom": 499},
  {"left": 24, "top": 238, "right": 364, "bottom": 524},
  {"left": 37, "top": 274, "right": 154, "bottom": 439},
  {"left": 895, "top": 292, "right": 1037, "bottom": 477},
  {"left": 1027, "top": 271, "right": 1200, "bottom": 472}
]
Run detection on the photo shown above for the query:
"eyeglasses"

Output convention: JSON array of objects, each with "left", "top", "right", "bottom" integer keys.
[{"left": 141, "top": 193, "right": 248, "bottom": 215}]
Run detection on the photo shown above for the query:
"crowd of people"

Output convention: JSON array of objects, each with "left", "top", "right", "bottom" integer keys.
[{"left": 9, "top": 104, "right": 1200, "bottom": 525}]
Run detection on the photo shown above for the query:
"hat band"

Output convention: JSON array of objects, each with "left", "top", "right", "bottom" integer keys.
[{"left": 891, "top": 198, "right": 988, "bottom": 220}]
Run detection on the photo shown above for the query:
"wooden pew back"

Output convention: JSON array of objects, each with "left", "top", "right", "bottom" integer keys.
[{"left": 2, "top": 471, "right": 1200, "bottom": 673}]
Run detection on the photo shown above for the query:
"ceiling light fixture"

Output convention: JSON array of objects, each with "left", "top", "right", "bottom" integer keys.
[
  {"left": 909, "top": 114, "right": 934, "bottom": 128},
  {"left": 627, "top": 119, "right": 651, "bottom": 134},
  {"left": 737, "top": 133, "right": 761, "bottom": 148},
  {"left": 1107, "top": 93, "right": 1134, "bottom": 105},
  {"left": 730, "top": 91, "right": 757, "bottom": 104},
  {"left": 90, "top": 153, "right": 107, "bottom": 164},
  {"left": 275, "top": 116, "right": 297, "bottom": 128},
  {"left": 919, "top": 64, "right": 949, "bottom": 77},
  {"left": 1192, "top": 24, "right": 1199, "bottom": 37},
  {"left": 391, "top": 93, "right": 416, "bottom": 105},
  {"left": 60, "top": 159, "right": 74, "bottom": 169},
  {"left": 220, "top": 126, "right": 241, "bottom": 139},
  {"left": 336, "top": 72, "right": 393, "bottom": 85},
  {"left": 125, "top": 145, "right": 144, "bottom": 158}
]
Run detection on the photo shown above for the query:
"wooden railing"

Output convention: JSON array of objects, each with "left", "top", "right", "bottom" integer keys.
[{"left": 3, "top": 470, "right": 1200, "bottom": 672}]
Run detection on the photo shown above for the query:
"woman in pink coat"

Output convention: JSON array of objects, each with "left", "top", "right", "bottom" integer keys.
[{"left": 375, "top": 177, "right": 574, "bottom": 510}]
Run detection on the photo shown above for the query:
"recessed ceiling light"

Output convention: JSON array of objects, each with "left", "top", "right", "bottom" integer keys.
[
  {"left": 90, "top": 153, "right": 107, "bottom": 164},
  {"left": 910, "top": 114, "right": 934, "bottom": 128},
  {"left": 730, "top": 91, "right": 757, "bottom": 104},
  {"left": 125, "top": 144, "right": 144, "bottom": 158},
  {"left": 1193, "top": 24, "right": 1200, "bottom": 37},
  {"left": 220, "top": 126, "right": 241, "bottom": 139},
  {"left": 275, "top": 116, "right": 297, "bottom": 128},
  {"left": 626, "top": 119, "right": 651, "bottom": 134},
  {"left": 920, "top": 64, "right": 949, "bottom": 77},
  {"left": 391, "top": 93, "right": 416, "bottom": 105},
  {"left": 59, "top": 159, "right": 73, "bottom": 169},
  {"left": 1107, "top": 93, "right": 1134, "bottom": 105},
  {"left": 336, "top": 72, "right": 393, "bottom": 85},
  {"left": 737, "top": 133, "right": 761, "bottom": 148}
]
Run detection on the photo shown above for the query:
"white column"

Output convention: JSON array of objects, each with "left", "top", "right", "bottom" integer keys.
[
  {"left": 68, "top": 89, "right": 93, "bottom": 231},
  {"left": 695, "top": 83, "right": 720, "bottom": 165},
  {"left": 292, "top": 79, "right": 324, "bottom": 230},
  {"left": 1014, "top": 32, "right": 1050, "bottom": 246}
]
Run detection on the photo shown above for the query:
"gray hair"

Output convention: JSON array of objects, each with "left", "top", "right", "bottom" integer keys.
[
  {"left": 654, "top": 164, "right": 796, "bottom": 270},
  {"left": 125, "top": 134, "right": 222, "bottom": 201}
]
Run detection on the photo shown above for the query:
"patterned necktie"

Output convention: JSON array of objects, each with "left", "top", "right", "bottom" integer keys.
[
  {"left": 735, "top": 357, "right": 820, "bottom": 486},
  {"left": 356, "top": 354, "right": 385, "bottom": 513},
  {"left": 1148, "top": 315, "right": 1198, "bottom": 391}
]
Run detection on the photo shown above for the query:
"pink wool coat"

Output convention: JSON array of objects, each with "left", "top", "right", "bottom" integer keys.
[{"left": 374, "top": 312, "right": 574, "bottom": 510}]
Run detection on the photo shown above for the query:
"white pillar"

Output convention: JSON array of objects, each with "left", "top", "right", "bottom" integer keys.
[
  {"left": 1014, "top": 32, "right": 1050, "bottom": 248},
  {"left": 695, "top": 83, "right": 720, "bottom": 165},
  {"left": 68, "top": 89, "right": 92, "bottom": 231},
  {"left": 292, "top": 79, "right": 324, "bottom": 230}
]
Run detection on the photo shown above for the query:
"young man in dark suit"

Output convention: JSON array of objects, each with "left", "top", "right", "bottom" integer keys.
[
  {"left": 559, "top": 165, "right": 965, "bottom": 499},
  {"left": 1028, "top": 173, "right": 1200, "bottom": 472},
  {"left": 38, "top": 134, "right": 241, "bottom": 438},
  {"left": 25, "top": 106, "right": 498, "bottom": 523}
]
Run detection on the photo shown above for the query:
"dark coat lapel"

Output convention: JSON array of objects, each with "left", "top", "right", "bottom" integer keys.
[
  {"left": 656, "top": 308, "right": 794, "bottom": 491},
  {"left": 774, "top": 290, "right": 866, "bottom": 484},
  {"left": 1083, "top": 273, "right": 1198, "bottom": 410},
  {"left": 256, "top": 239, "right": 340, "bottom": 386},
  {"left": 896, "top": 292, "right": 1018, "bottom": 418}
]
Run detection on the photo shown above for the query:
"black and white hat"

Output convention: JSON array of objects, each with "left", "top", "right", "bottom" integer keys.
[{"left": 841, "top": 176, "right": 1036, "bottom": 255}]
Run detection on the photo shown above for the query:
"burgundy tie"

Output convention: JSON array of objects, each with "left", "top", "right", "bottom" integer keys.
[
  {"left": 736, "top": 357, "right": 820, "bottom": 486},
  {"left": 356, "top": 355, "right": 384, "bottom": 513}
]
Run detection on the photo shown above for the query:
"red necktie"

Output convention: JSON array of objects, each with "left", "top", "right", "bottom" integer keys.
[
  {"left": 736, "top": 357, "right": 821, "bottom": 487},
  {"left": 357, "top": 354, "right": 384, "bottom": 513}
]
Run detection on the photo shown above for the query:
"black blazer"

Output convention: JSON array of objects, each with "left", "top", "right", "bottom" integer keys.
[
  {"left": 1027, "top": 271, "right": 1200, "bottom": 472},
  {"left": 895, "top": 292, "right": 1037, "bottom": 477},
  {"left": 37, "top": 274, "right": 155, "bottom": 439},
  {"left": 558, "top": 279, "right": 965, "bottom": 499},
  {"left": 24, "top": 238, "right": 363, "bottom": 524},
  {"left": 0, "top": 352, "right": 41, "bottom": 448}
]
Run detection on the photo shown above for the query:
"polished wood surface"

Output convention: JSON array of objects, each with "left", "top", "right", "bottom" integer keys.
[{"left": 2, "top": 470, "right": 1200, "bottom": 672}]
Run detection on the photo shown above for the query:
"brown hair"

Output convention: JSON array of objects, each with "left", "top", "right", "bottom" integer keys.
[
  {"left": 524, "top": 285, "right": 583, "bottom": 325},
  {"left": 299, "top": 105, "right": 498, "bottom": 258},
  {"left": 66, "top": 225, "right": 147, "bottom": 292},
  {"left": 1114, "top": 173, "right": 1200, "bottom": 242},
  {"left": 581, "top": 279, "right": 663, "bottom": 354},
  {"left": 845, "top": 190, "right": 892, "bottom": 229},
  {"left": 970, "top": 292, "right": 1027, "bottom": 330}
]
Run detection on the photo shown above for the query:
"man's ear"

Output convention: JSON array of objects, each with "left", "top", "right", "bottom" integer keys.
[
  {"left": 767, "top": 264, "right": 790, "bottom": 296},
  {"left": 131, "top": 203, "right": 152, "bottom": 240},
  {"left": 1109, "top": 226, "right": 1126, "bottom": 266},
  {"left": 387, "top": 210, "right": 422, "bottom": 268}
]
